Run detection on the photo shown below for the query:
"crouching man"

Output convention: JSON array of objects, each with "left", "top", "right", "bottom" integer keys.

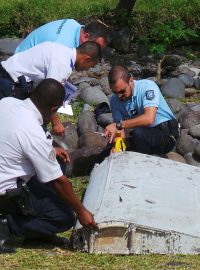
[
  {"left": 104, "top": 66, "right": 179, "bottom": 155},
  {"left": 0, "top": 79, "right": 96, "bottom": 253}
]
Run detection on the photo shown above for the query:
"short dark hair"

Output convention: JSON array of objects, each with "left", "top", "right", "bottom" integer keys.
[
  {"left": 84, "top": 22, "right": 109, "bottom": 44},
  {"left": 77, "top": 41, "right": 102, "bottom": 62},
  {"left": 108, "top": 65, "right": 131, "bottom": 87},
  {"left": 32, "top": 78, "right": 65, "bottom": 108}
]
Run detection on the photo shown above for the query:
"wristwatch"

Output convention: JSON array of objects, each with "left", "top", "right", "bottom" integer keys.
[{"left": 116, "top": 121, "right": 123, "bottom": 131}]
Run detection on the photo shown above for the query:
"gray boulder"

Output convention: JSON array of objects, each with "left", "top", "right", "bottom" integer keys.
[
  {"left": 80, "top": 86, "right": 109, "bottom": 106},
  {"left": 77, "top": 111, "right": 97, "bottom": 136},
  {"left": 162, "top": 55, "right": 183, "bottom": 67},
  {"left": 173, "top": 65, "right": 196, "bottom": 77},
  {"left": 99, "top": 77, "right": 112, "bottom": 95},
  {"left": 178, "top": 74, "right": 194, "bottom": 88},
  {"left": 185, "top": 88, "right": 197, "bottom": 97},
  {"left": 190, "top": 104, "right": 200, "bottom": 112},
  {"left": 179, "top": 111, "right": 200, "bottom": 129},
  {"left": 87, "top": 64, "right": 105, "bottom": 77},
  {"left": 189, "top": 124, "right": 200, "bottom": 139},
  {"left": 65, "top": 146, "right": 103, "bottom": 176},
  {"left": 53, "top": 122, "right": 78, "bottom": 151},
  {"left": 194, "top": 144, "right": 200, "bottom": 159},
  {"left": 176, "top": 134, "right": 199, "bottom": 156},
  {"left": 0, "top": 38, "right": 22, "bottom": 55},
  {"left": 161, "top": 78, "right": 185, "bottom": 98},
  {"left": 167, "top": 99, "right": 186, "bottom": 118},
  {"left": 78, "top": 133, "right": 108, "bottom": 148},
  {"left": 194, "top": 78, "right": 200, "bottom": 90},
  {"left": 141, "top": 63, "right": 157, "bottom": 77},
  {"left": 184, "top": 152, "right": 200, "bottom": 167},
  {"left": 164, "top": 152, "right": 187, "bottom": 164},
  {"left": 78, "top": 82, "right": 90, "bottom": 92},
  {"left": 96, "top": 113, "right": 113, "bottom": 128}
]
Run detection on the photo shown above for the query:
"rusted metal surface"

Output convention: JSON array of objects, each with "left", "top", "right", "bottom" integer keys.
[{"left": 73, "top": 151, "right": 200, "bottom": 254}]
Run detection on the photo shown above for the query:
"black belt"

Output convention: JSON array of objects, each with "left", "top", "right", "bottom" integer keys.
[
  {"left": 0, "top": 63, "right": 33, "bottom": 99},
  {"left": 156, "top": 119, "right": 180, "bottom": 140}
]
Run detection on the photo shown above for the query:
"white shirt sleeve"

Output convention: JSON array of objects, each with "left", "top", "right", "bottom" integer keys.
[{"left": 19, "top": 127, "right": 63, "bottom": 183}]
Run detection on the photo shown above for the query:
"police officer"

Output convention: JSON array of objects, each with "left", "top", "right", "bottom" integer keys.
[
  {"left": 104, "top": 65, "right": 179, "bottom": 155},
  {"left": 15, "top": 19, "right": 108, "bottom": 53},
  {"left": 0, "top": 41, "right": 102, "bottom": 136},
  {"left": 0, "top": 79, "right": 97, "bottom": 253}
]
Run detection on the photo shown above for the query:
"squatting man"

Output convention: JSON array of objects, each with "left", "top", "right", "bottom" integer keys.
[
  {"left": 104, "top": 65, "right": 179, "bottom": 155},
  {"left": 0, "top": 79, "right": 97, "bottom": 253}
]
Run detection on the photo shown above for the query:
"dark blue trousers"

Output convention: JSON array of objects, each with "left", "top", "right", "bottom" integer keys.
[
  {"left": 6, "top": 177, "right": 75, "bottom": 239},
  {"left": 4, "top": 161, "right": 75, "bottom": 239},
  {"left": 0, "top": 77, "right": 14, "bottom": 100},
  {"left": 127, "top": 126, "right": 175, "bottom": 155}
]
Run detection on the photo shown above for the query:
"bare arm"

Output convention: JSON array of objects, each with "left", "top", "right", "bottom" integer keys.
[
  {"left": 52, "top": 175, "right": 97, "bottom": 229},
  {"left": 104, "top": 107, "right": 157, "bottom": 143},
  {"left": 122, "top": 107, "right": 157, "bottom": 129},
  {"left": 50, "top": 113, "right": 65, "bottom": 137}
]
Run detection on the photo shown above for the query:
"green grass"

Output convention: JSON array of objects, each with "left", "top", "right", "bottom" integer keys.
[
  {"left": 1, "top": 177, "right": 200, "bottom": 269},
  {"left": 0, "top": 0, "right": 118, "bottom": 37},
  {"left": 2, "top": 252, "right": 200, "bottom": 270}
]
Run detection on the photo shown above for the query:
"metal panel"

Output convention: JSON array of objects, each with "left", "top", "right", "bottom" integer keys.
[{"left": 73, "top": 152, "right": 200, "bottom": 254}]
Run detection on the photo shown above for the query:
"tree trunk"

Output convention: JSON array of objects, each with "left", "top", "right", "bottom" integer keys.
[{"left": 116, "top": 0, "right": 136, "bottom": 16}]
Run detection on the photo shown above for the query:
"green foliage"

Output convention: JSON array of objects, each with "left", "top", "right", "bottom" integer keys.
[
  {"left": 0, "top": 0, "right": 118, "bottom": 37},
  {"left": 149, "top": 44, "right": 166, "bottom": 55},
  {"left": 130, "top": 0, "right": 200, "bottom": 55},
  {"left": 148, "top": 19, "right": 199, "bottom": 54}
]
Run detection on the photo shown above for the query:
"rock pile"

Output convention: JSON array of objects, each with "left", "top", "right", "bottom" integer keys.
[
  {"left": 54, "top": 57, "right": 200, "bottom": 175},
  {"left": 0, "top": 38, "right": 200, "bottom": 175}
]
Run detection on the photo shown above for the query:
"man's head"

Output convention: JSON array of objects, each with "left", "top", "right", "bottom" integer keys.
[
  {"left": 30, "top": 78, "right": 65, "bottom": 124},
  {"left": 75, "top": 41, "right": 102, "bottom": 71},
  {"left": 108, "top": 65, "right": 134, "bottom": 102},
  {"left": 80, "top": 22, "right": 109, "bottom": 48}
]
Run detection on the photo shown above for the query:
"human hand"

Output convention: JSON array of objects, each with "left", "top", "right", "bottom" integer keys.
[
  {"left": 104, "top": 123, "right": 117, "bottom": 143},
  {"left": 52, "top": 122, "right": 65, "bottom": 137},
  {"left": 55, "top": 147, "right": 70, "bottom": 163},
  {"left": 77, "top": 209, "right": 98, "bottom": 230}
]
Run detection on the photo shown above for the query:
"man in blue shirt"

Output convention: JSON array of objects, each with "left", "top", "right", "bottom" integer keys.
[
  {"left": 15, "top": 19, "right": 108, "bottom": 53},
  {"left": 104, "top": 65, "right": 179, "bottom": 155}
]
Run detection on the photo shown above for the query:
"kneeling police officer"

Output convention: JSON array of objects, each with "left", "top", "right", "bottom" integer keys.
[
  {"left": 0, "top": 79, "right": 97, "bottom": 253},
  {"left": 104, "top": 65, "right": 180, "bottom": 155}
]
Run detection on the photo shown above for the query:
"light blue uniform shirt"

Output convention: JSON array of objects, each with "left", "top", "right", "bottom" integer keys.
[
  {"left": 15, "top": 19, "right": 83, "bottom": 53},
  {"left": 111, "top": 79, "right": 175, "bottom": 126}
]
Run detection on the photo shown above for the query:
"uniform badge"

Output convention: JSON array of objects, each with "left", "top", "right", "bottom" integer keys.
[
  {"left": 49, "top": 149, "right": 56, "bottom": 161},
  {"left": 145, "top": 90, "right": 155, "bottom": 100},
  {"left": 46, "top": 130, "right": 52, "bottom": 140},
  {"left": 131, "top": 109, "right": 137, "bottom": 116}
]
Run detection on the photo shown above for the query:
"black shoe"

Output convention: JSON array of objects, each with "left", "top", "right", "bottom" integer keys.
[
  {"left": 0, "top": 242, "right": 16, "bottom": 254},
  {"left": 43, "top": 235, "right": 69, "bottom": 247},
  {"left": 0, "top": 217, "right": 16, "bottom": 253},
  {"left": 23, "top": 235, "right": 69, "bottom": 248}
]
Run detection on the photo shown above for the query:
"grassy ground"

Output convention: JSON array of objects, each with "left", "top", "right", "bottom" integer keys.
[
  {"left": 2, "top": 250, "right": 200, "bottom": 270},
  {"left": 1, "top": 177, "right": 200, "bottom": 269}
]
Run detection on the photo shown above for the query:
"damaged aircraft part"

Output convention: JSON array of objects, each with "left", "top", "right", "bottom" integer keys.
[{"left": 73, "top": 151, "right": 200, "bottom": 254}]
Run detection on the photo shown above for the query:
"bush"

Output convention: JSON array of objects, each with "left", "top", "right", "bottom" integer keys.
[
  {"left": 0, "top": 0, "right": 117, "bottom": 37},
  {"left": 130, "top": 0, "right": 200, "bottom": 54}
]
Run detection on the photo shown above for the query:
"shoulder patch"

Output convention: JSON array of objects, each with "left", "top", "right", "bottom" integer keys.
[
  {"left": 49, "top": 149, "right": 56, "bottom": 161},
  {"left": 145, "top": 90, "right": 155, "bottom": 100},
  {"left": 46, "top": 130, "right": 52, "bottom": 140}
]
